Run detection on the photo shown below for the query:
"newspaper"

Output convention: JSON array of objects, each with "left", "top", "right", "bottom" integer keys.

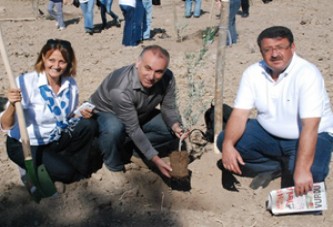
[{"left": 267, "top": 182, "right": 327, "bottom": 215}]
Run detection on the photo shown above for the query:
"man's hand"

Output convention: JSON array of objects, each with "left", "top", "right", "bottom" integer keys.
[
  {"left": 292, "top": 117, "right": 319, "bottom": 196},
  {"left": 152, "top": 155, "right": 172, "bottom": 178},
  {"left": 221, "top": 143, "right": 245, "bottom": 175},
  {"left": 171, "top": 122, "right": 190, "bottom": 139},
  {"left": 293, "top": 167, "right": 313, "bottom": 196}
]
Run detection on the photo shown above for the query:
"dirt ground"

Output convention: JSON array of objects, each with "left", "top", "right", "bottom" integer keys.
[{"left": 0, "top": 0, "right": 333, "bottom": 226}]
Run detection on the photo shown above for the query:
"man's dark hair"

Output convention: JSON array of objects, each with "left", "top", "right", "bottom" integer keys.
[{"left": 257, "top": 26, "right": 294, "bottom": 47}]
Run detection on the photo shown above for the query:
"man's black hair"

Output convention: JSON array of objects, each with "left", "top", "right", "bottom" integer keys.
[{"left": 257, "top": 26, "right": 294, "bottom": 47}]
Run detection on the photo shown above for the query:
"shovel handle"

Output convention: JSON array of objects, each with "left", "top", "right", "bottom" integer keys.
[{"left": 0, "top": 26, "right": 32, "bottom": 160}]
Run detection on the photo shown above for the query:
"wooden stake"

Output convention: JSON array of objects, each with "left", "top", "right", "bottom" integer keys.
[
  {"left": 214, "top": 0, "right": 229, "bottom": 154},
  {"left": 209, "top": 0, "right": 215, "bottom": 28},
  {"left": 31, "top": 0, "right": 42, "bottom": 18},
  {"left": 172, "top": 0, "right": 180, "bottom": 41}
]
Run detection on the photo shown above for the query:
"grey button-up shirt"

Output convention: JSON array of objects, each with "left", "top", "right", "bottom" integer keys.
[{"left": 90, "top": 64, "right": 182, "bottom": 159}]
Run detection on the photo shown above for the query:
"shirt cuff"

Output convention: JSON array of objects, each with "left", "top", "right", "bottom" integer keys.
[{"left": 145, "top": 148, "right": 159, "bottom": 160}]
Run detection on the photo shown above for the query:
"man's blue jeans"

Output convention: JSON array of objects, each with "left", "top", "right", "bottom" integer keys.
[
  {"left": 80, "top": 0, "right": 95, "bottom": 32},
  {"left": 96, "top": 110, "right": 177, "bottom": 171},
  {"left": 228, "top": 0, "right": 241, "bottom": 45},
  {"left": 142, "top": 0, "right": 152, "bottom": 39},
  {"left": 217, "top": 119, "right": 333, "bottom": 182},
  {"left": 48, "top": 1, "right": 65, "bottom": 28},
  {"left": 100, "top": 0, "right": 118, "bottom": 26},
  {"left": 185, "top": 0, "right": 202, "bottom": 17}
]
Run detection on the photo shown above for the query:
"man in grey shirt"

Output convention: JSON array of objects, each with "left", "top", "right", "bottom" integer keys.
[{"left": 90, "top": 45, "right": 188, "bottom": 178}]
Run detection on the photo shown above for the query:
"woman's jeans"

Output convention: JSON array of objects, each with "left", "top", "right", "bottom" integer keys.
[
  {"left": 80, "top": 0, "right": 95, "bottom": 32},
  {"left": 48, "top": 1, "right": 65, "bottom": 28},
  {"left": 217, "top": 119, "right": 333, "bottom": 182},
  {"left": 185, "top": 0, "right": 202, "bottom": 17},
  {"left": 96, "top": 111, "right": 177, "bottom": 172},
  {"left": 120, "top": 4, "right": 136, "bottom": 46},
  {"left": 6, "top": 118, "right": 99, "bottom": 183},
  {"left": 134, "top": 0, "right": 145, "bottom": 42}
]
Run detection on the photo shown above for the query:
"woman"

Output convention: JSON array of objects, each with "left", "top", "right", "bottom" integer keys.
[
  {"left": 119, "top": 0, "right": 144, "bottom": 46},
  {"left": 0, "top": 39, "right": 101, "bottom": 184}
]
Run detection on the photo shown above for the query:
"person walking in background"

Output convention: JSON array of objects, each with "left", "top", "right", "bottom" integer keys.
[
  {"left": 135, "top": 0, "right": 145, "bottom": 42},
  {"left": 217, "top": 26, "right": 333, "bottom": 195},
  {"left": 142, "top": 0, "right": 153, "bottom": 40},
  {"left": 48, "top": 0, "right": 66, "bottom": 30},
  {"left": 99, "top": 0, "right": 121, "bottom": 30},
  {"left": 228, "top": 0, "right": 241, "bottom": 44},
  {"left": 119, "top": 0, "right": 144, "bottom": 46},
  {"left": 240, "top": 0, "right": 249, "bottom": 18},
  {"left": 216, "top": 0, "right": 241, "bottom": 45},
  {"left": 185, "top": 0, "right": 202, "bottom": 18},
  {"left": 79, "top": 0, "right": 95, "bottom": 35}
]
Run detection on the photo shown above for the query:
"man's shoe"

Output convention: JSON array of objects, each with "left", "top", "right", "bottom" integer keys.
[
  {"left": 101, "top": 23, "right": 107, "bottom": 30},
  {"left": 249, "top": 170, "right": 281, "bottom": 190},
  {"left": 217, "top": 160, "right": 240, "bottom": 191},
  {"left": 241, "top": 12, "right": 249, "bottom": 18},
  {"left": 143, "top": 38, "right": 155, "bottom": 42},
  {"left": 114, "top": 18, "right": 121, "bottom": 27},
  {"left": 85, "top": 29, "right": 93, "bottom": 35}
]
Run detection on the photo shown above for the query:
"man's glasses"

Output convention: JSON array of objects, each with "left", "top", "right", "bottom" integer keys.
[{"left": 261, "top": 44, "right": 291, "bottom": 55}]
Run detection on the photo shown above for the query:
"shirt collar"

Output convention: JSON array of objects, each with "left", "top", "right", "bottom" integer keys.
[
  {"left": 37, "top": 72, "right": 71, "bottom": 94},
  {"left": 260, "top": 53, "right": 297, "bottom": 83}
]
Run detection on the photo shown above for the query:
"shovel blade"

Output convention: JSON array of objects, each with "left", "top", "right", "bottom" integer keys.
[
  {"left": 37, "top": 164, "right": 57, "bottom": 197},
  {"left": 24, "top": 158, "right": 56, "bottom": 200}
]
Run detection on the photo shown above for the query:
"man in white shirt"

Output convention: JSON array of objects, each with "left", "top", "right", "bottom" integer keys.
[{"left": 216, "top": 26, "right": 333, "bottom": 196}]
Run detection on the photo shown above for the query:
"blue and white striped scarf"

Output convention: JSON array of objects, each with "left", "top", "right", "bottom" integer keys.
[{"left": 39, "top": 84, "right": 79, "bottom": 142}]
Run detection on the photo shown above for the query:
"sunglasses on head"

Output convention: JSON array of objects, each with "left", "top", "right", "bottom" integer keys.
[{"left": 46, "top": 39, "right": 72, "bottom": 49}]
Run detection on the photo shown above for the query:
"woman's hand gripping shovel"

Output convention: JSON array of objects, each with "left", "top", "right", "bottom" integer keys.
[{"left": 0, "top": 27, "right": 56, "bottom": 202}]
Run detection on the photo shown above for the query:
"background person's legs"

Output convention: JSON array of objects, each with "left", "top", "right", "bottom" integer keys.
[
  {"left": 193, "top": 0, "right": 202, "bottom": 17},
  {"left": 185, "top": 0, "right": 193, "bottom": 18}
]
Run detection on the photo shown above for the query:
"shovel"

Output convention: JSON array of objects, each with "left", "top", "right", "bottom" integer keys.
[{"left": 0, "top": 27, "right": 56, "bottom": 202}]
